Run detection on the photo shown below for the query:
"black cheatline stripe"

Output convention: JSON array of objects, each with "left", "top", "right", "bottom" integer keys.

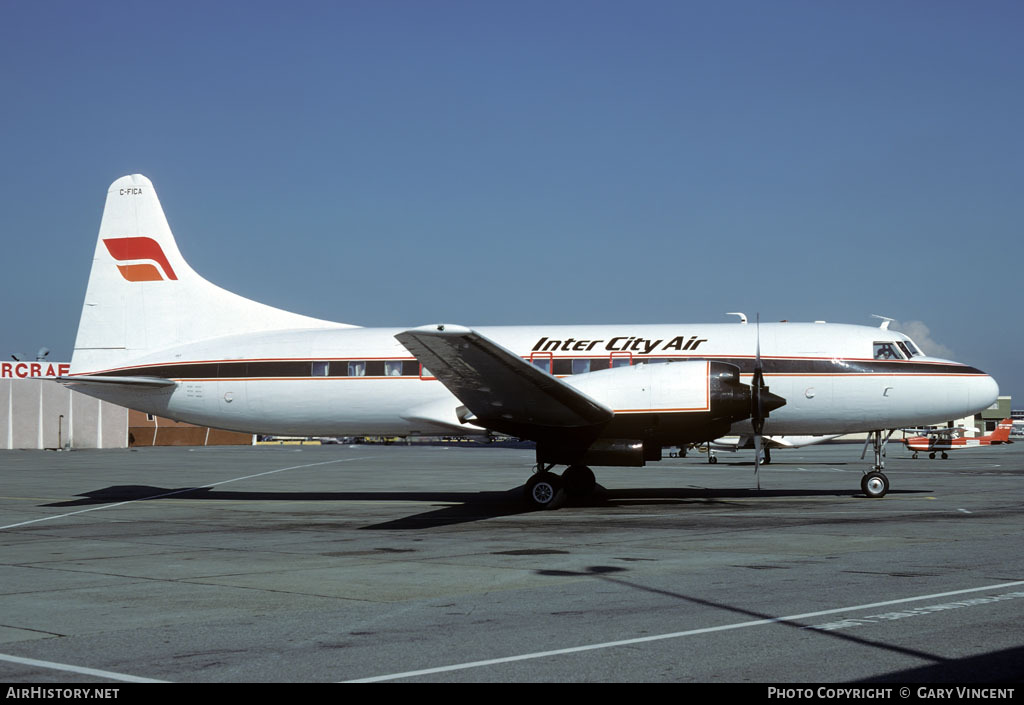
[{"left": 94, "top": 357, "right": 985, "bottom": 380}]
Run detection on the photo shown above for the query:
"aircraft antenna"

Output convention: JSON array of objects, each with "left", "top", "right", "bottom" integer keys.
[{"left": 871, "top": 314, "right": 894, "bottom": 330}]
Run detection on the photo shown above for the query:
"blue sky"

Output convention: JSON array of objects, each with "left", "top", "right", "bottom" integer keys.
[{"left": 2, "top": 1, "right": 1022, "bottom": 400}]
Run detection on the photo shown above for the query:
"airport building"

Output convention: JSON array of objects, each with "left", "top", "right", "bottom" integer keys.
[
  {"left": 1011, "top": 408, "right": 1024, "bottom": 437},
  {"left": 1, "top": 363, "right": 126, "bottom": 449},
  {"left": 977, "top": 395, "right": 1012, "bottom": 432},
  {"left": 127, "top": 409, "right": 253, "bottom": 446},
  {"left": 1, "top": 362, "right": 252, "bottom": 449}
]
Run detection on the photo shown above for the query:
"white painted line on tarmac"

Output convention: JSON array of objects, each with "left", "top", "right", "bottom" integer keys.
[
  {"left": 0, "top": 652, "right": 166, "bottom": 682},
  {"left": 343, "top": 579, "right": 1024, "bottom": 683},
  {"left": 0, "top": 456, "right": 373, "bottom": 531}
]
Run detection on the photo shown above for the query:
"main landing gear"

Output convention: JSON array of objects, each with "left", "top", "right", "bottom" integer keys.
[
  {"left": 524, "top": 464, "right": 597, "bottom": 509},
  {"left": 860, "top": 429, "right": 895, "bottom": 498}
]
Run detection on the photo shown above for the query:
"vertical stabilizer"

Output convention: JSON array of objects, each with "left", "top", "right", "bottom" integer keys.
[
  {"left": 990, "top": 418, "right": 1013, "bottom": 443},
  {"left": 71, "top": 174, "right": 350, "bottom": 373}
]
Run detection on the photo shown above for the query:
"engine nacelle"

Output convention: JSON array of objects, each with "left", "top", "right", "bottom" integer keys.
[{"left": 536, "top": 360, "right": 756, "bottom": 466}]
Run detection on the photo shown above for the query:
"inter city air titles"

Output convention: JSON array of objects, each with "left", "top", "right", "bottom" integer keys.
[{"left": 531, "top": 335, "right": 708, "bottom": 355}]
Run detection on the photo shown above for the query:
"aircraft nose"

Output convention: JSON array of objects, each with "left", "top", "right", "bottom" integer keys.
[{"left": 971, "top": 373, "right": 999, "bottom": 411}]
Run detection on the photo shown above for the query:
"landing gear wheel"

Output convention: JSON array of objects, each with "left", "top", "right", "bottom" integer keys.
[
  {"left": 562, "top": 464, "right": 596, "bottom": 497},
  {"left": 929, "top": 452, "right": 936, "bottom": 459},
  {"left": 912, "top": 452, "right": 918, "bottom": 459},
  {"left": 941, "top": 452, "right": 948, "bottom": 459},
  {"left": 525, "top": 473, "right": 566, "bottom": 510},
  {"left": 709, "top": 455, "right": 718, "bottom": 464},
  {"left": 861, "top": 471, "right": 889, "bottom": 498}
]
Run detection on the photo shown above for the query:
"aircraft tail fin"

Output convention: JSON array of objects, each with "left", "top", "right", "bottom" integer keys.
[
  {"left": 71, "top": 175, "right": 349, "bottom": 374},
  {"left": 989, "top": 418, "right": 1013, "bottom": 443}
]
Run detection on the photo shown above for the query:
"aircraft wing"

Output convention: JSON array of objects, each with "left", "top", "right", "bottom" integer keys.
[
  {"left": 901, "top": 427, "right": 963, "bottom": 436},
  {"left": 395, "top": 325, "right": 613, "bottom": 432}
]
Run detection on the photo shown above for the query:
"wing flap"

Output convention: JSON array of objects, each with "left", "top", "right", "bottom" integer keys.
[{"left": 396, "top": 325, "right": 612, "bottom": 431}]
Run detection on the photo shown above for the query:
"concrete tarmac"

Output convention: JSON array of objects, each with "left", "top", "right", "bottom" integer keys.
[{"left": 0, "top": 441, "right": 1022, "bottom": 683}]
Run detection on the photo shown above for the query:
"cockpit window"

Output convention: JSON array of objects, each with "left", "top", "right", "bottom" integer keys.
[
  {"left": 873, "top": 342, "right": 905, "bottom": 360},
  {"left": 896, "top": 341, "right": 915, "bottom": 359},
  {"left": 901, "top": 338, "right": 922, "bottom": 357}
]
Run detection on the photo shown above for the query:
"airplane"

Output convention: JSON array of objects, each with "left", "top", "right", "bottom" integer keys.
[
  {"left": 901, "top": 418, "right": 1013, "bottom": 459},
  {"left": 59, "top": 175, "right": 1000, "bottom": 508},
  {"left": 699, "top": 434, "right": 841, "bottom": 464}
]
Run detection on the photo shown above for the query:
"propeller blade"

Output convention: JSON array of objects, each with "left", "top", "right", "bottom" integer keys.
[
  {"left": 753, "top": 314, "right": 762, "bottom": 489},
  {"left": 753, "top": 429, "right": 762, "bottom": 490}
]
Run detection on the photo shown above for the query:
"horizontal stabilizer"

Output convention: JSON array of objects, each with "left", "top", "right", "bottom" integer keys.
[
  {"left": 57, "top": 375, "right": 177, "bottom": 389},
  {"left": 396, "top": 325, "right": 612, "bottom": 431}
]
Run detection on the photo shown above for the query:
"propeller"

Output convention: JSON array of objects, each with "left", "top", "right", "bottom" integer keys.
[{"left": 750, "top": 314, "right": 786, "bottom": 489}]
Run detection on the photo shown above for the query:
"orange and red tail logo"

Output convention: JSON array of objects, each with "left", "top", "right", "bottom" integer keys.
[{"left": 103, "top": 237, "right": 178, "bottom": 282}]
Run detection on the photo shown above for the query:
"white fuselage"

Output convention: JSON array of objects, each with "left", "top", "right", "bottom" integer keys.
[{"left": 69, "top": 321, "right": 998, "bottom": 438}]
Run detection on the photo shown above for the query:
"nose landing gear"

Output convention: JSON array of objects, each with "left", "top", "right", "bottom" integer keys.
[
  {"left": 860, "top": 429, "right": 895, "bottom": 498},
  {"left": 860, "top": 471, "right": 890, "bottom": 498}
]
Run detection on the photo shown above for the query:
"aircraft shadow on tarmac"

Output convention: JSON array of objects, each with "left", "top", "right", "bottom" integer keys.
[
  {"left": 42, "top": 483, "right": 929, "bottom": 530},
  {"left": 860, "top": 644, "right": 1024, "bottom": 683}
]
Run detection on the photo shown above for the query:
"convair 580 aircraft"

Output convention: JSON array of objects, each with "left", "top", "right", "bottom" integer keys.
[{"left": 62, "top": 175, "right": 999, "bottom": 508}]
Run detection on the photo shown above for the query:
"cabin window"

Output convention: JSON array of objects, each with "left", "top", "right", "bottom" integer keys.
[
  {"left": 385, "top": 361, "right": 403, "bottom": 376},
  {"left": 530, "top": 353, "right": 552, "bottom": 374},
  {"left": 552, "top": 359, "right": 572, "bottom": 375},
  {"left": 610, "top": 353, "right": 632, "bottom": 368},
  {"left": 312, "top": 361, "right": 329, "bottom": 376},
  {"left": 348, "top": 361, "right": 366, "bottom": 376},
  {"left": 873, "top": 342, "right": 904, "bottom": 360},
  {"left": 571, "top": 358, "right": 591, "bottom": 375}
]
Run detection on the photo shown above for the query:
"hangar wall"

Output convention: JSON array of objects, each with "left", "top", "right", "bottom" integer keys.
[
  {"left": 1, "top": 378, "right": 128, "bottom": 449},
  {"left": 1, "top": 362, "right": 255, "bottom": 450},
  {"left": 127, "top": 409, "right": 253, "bottom": 446}
]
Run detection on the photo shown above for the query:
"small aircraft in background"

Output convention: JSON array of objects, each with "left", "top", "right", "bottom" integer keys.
[
  {"left": 697, "top": 434, "right": 840, "bottom": 464},
  {"left": 902, "top": 418, "right": 1013, "bottom": 459}
]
